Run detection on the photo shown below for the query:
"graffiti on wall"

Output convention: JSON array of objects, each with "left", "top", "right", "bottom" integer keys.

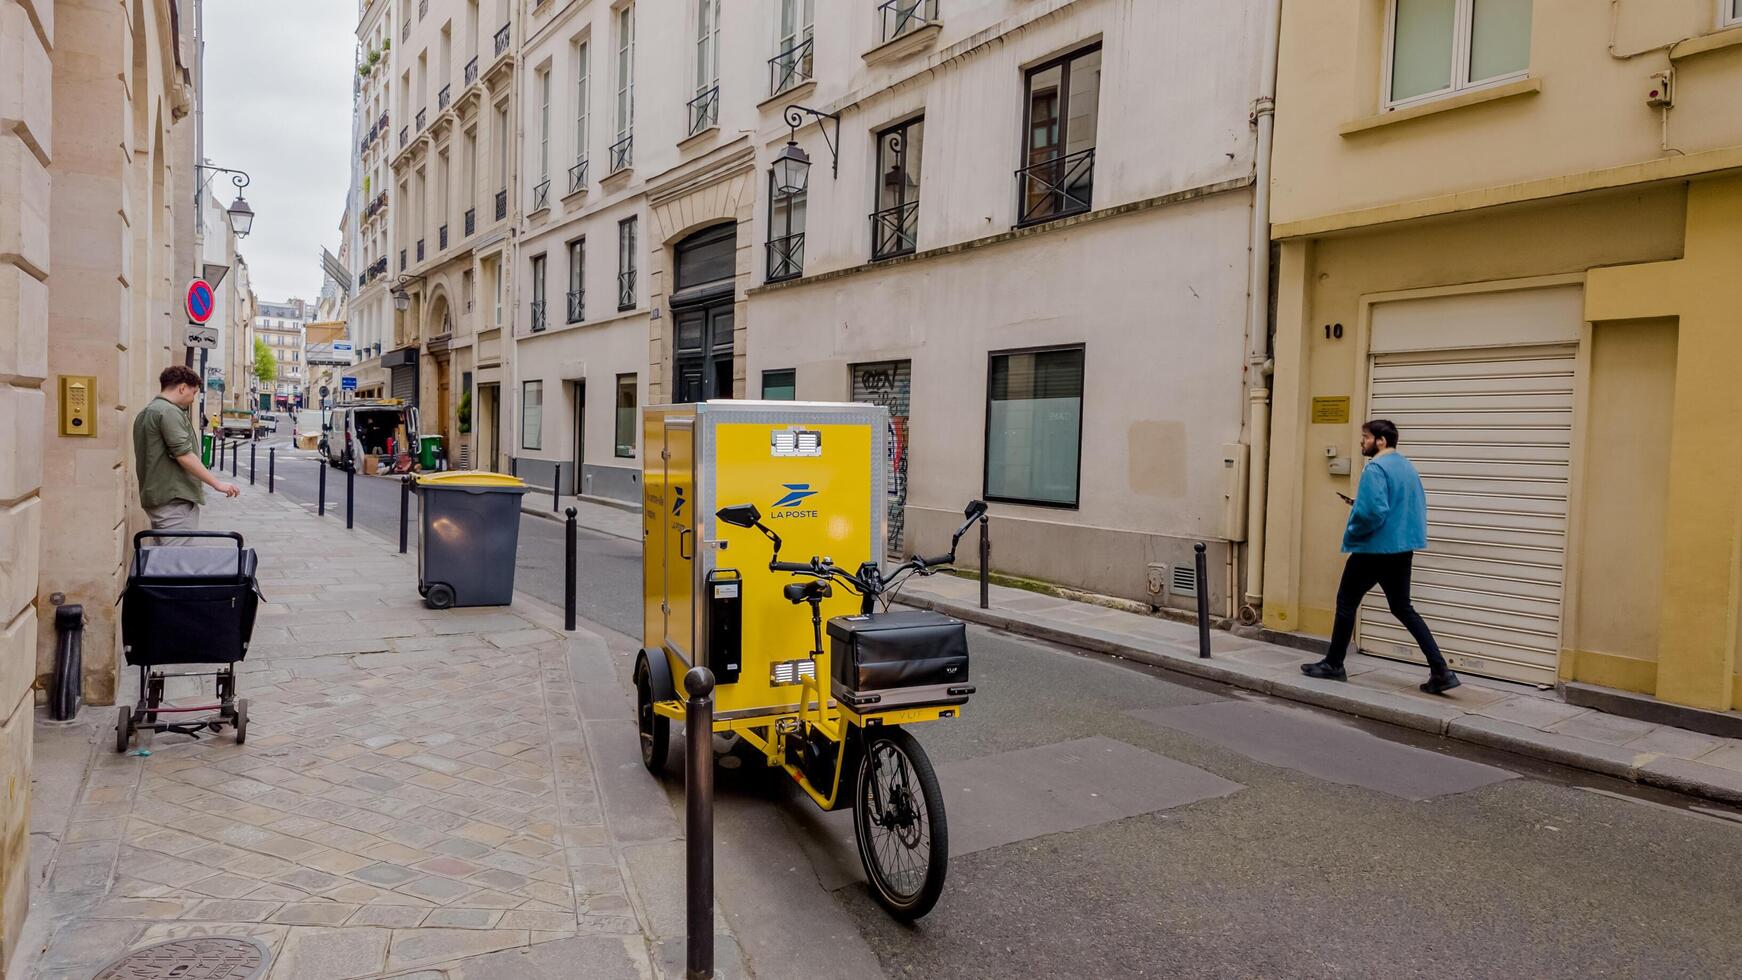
[{"left": 851, "top": 360, "right": 912, "bottom": 555}]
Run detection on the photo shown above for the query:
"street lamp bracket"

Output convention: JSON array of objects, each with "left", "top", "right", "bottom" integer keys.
[{"left": 782, "top": 105, "right": 841, "bottom": 181}]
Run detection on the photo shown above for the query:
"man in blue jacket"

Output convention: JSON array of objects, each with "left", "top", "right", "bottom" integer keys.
[{"left": 1302, "top": 419, "right": 1461, "bottom": 695}]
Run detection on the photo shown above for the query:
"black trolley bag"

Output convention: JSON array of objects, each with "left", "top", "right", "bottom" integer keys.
[{"left": 116, "top": 530, "right": 262, "bottom": 750}]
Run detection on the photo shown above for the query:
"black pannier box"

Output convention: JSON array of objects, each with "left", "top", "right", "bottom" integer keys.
[
  {"left": 826, "top": 610, "right": 973, "bottom": 710},
  {"left": 122, "top": 545, "right": 261, "bottom": 667}
]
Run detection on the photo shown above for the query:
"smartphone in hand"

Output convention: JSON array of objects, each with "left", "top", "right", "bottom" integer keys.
[{"left": 1336, "top": 491, "right": 1355, "bottom": 505}]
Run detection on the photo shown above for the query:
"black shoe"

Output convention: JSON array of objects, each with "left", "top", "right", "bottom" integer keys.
[
  {"left": 1420, "top": 671, "right": 1462, "bottom": 695},
  {"left": 1301, "top": 661, "right": 1348, "bottom": 682}
]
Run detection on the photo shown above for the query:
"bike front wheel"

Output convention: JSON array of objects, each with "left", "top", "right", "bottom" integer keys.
[{"left": 852, "top": 727, "right": 948, "bottom": 920}]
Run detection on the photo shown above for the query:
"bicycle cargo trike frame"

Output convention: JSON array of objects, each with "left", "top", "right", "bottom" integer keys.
[{"left": 634, "top": 400, "right": 981, "bottom": 920}]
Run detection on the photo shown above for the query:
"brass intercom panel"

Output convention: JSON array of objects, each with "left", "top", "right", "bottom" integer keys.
[{"left": 59, "top": 376, "right": 96, "bottom": 437}]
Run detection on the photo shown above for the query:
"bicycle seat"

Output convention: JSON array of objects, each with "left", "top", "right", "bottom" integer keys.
[{"left": 784, "top": 580, "right": 832, "bottom": 604}]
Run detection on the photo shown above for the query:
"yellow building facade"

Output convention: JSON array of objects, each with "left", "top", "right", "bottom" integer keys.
[{"left": 1261, "top": 1, "right": 1742, "bottom": 714}]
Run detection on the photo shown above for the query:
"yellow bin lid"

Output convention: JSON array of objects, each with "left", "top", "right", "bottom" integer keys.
[{"left": 415, "top": 470, "right": 527, "bottom": 488}]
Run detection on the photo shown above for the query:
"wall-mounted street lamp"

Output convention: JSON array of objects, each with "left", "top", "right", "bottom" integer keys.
[
  {"left": 777, "top": 105, "right": 841, "bottom": 196},
  {"left": 195, "top": 164, "right": 257, "bottom": 238},
  {"left": 391, "top": 272, "right": 427, "bottom": 312}
]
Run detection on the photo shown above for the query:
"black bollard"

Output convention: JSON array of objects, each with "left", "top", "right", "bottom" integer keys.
[
  {"left": 268, "top": 447, "right": 276, "bottom": 493},
  {"left": 979, "top": 517, "right": 991, "bottom": 610},
  {"left": 400, "top": 475, "right": 412, "bottom": 554},
  {"left": 249, "top": 440, "right": 257, "bottom": 486},
  {"left": 553, "top": 462, "right": 562, "bottom": 512},
  {"left": 230, "top": 441, "right": 238, "bottom": 478},
  {"left": 1195, "top": 543, "right": 1211, "bottom": 658},
  {"left": 318, "top": 459, "right": 327, "bottom": 515},
  {"left": 684, "top": 666, "right": 716, "bottom": 980},
  {"left": 564, "top": 507, "right": 578, "bottom": 632},
  {"left": 346, "top": 465, "right": 355, "bottom": 530}
]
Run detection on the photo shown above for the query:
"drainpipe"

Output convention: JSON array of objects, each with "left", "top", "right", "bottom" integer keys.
[{"left": 1240, "top": 0, "right": 1283, "bottom": 625}]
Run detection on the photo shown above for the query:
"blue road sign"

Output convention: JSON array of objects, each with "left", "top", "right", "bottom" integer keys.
[{"left": 342, "top": 376, "right": 358, "bottom": 391}]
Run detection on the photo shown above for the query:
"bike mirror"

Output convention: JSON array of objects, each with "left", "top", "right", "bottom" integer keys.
[
  {"left": 715, "top": 504, "right": 761, "bottom": 529},
  {"left": 965, "top": 499, "right": 988, "bottom": 521}
]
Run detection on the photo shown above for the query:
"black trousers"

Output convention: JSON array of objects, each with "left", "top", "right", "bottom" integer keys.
[{"left": 1325, "top": 552, "right": 1449, "bottom": 674}]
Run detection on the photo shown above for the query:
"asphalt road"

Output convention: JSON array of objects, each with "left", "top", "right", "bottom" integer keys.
[
  {"left": 240, "top": 431, "right": 1742, "bottom": 978},
  {"left": 240, "top": 432, "right": 643, "bottom": 637}
]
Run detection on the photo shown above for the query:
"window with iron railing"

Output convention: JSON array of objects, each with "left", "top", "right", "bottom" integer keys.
[
  {"left": 532, "top": 178, "right": 551, "bottom": 212},
  {"left": 686, "top": 85, "right": 718, "bottom": 137},
  {"left": 569, "top": 159, "right": 589, "bottom": 195},
  {"left": 465, "top": 56, "right": 479, "bottom": 85},
  {"left": 438, "top": 85, "right": 450, "bottom": 110},
  {"left": 400, "top": 248, "right": 407, "bottom": 271},
  {"left": 768, "top": 36, "right": 813, "bottom": 97},
  {"left": 402, "top": 20, "right": 410, "bottom": 42},
  {"left": 879, "top": 0, "right": 938, "bottom": 44},
  {"left": 567, "top": 239, "right": 584, "bottom": 322},
  {"left": 416, "top": 108, "right": 427, "bottom": 131},
  {"left": 416, "top": 239, "right": 425, "bottom": 262},
  {"left": 439, "top": 224, "right": 448, "bottom": 249},
  {"left": 418, "top": 0, "right": 427, "bottom": 20},
  {"left": 495, "top": 23, "right": 511, "bottom": 58},
  {"left": 399, "top": 126, "right": 409, "bottom": 148},
  {"left": 871, "top": 117, "right": 922, "bottom": 260},
  {"left": 1015, "top": 44, "right": 1100, "bottom": 226},
  {"left": 464, "top": 208, "right": 476, "bottom": 236},
  {"left": 617, "top": 216, "right": 637, "bottom": 311},
  {"left": 608, "top": 134, "right": 633, "bottom": 173},
  {"left": 531, "top": 254, "right": 547, "bottom": 332},
  {"left": 495, "top": 188, "right": 507, "bottom": 221}
]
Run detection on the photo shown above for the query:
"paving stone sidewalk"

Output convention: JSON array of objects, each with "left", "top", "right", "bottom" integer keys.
[
  {"left": 16, "top": 489, "right": 665, "bottom": 979},
  {"left": 898, "top": 573, "right": 1742, "bottom": 807}
]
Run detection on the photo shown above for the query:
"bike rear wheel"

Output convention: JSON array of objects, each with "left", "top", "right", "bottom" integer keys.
[{"left": 852, "top": 727, "right": 948, "bottom": 920}]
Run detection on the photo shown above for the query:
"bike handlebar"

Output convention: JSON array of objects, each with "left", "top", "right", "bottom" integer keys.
[
  {"left": 769, "top": 560, "right": 818, "bottom": 574},
  {"left": 916, "top": 554, "right": 954, "bottom": 569}
]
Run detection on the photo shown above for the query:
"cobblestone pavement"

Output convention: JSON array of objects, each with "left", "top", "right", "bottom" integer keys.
[{"left": 20, "top": 490, "right": 660, "bottom": 979}]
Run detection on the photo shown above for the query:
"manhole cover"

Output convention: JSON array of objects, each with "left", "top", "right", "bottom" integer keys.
[{"left": 93, "top": 936, "right": 271, "bottom": 980}]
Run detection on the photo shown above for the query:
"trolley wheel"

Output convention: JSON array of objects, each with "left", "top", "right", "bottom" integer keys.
[
  {"left": 234, "top": 699, "right": 249, "bottom": 744},
  {"left": 424, "top": 583, "right": 456, "bottom": 610},
  {"left": 853, "top": 727, "right": 949, "bottom": 921},
  {"left": 636, "top": 671, "right": 669, "bottom": 776},
  {"left": 116, "top": 706, "right": 133, "bottom": 754}
]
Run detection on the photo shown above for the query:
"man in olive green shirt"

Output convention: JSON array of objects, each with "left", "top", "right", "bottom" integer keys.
[{"left": 133, "top": 365, "right": 240, "bottom": 543}]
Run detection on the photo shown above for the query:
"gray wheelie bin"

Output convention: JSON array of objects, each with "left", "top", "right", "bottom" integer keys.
[{"left": 414, "top": 471, "right": 529, "bottom": 609}]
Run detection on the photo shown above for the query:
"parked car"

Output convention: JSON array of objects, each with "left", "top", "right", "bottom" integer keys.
[
  {"left": 325, "top": 401, "right": 419, "bottom": 473},
  {"left": 217, "top": 409, "right": 256, "bottom": 440},
  {"left": 256, "top": 412, "right": 279, "bottom": 435}
]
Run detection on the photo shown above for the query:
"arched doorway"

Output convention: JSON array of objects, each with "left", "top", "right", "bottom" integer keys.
[{"left": 670, "top": 224, "right": 737, "bottom": 402}]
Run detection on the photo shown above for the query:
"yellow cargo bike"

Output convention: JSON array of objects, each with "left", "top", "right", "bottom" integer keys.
[{"left": 636, "top": 401, "right": 986, "bottom": 920}]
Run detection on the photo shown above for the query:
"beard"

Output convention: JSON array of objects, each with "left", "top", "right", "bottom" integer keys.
[{"left": 1361, "top": 442, "right": 1379, "bottom": 458}]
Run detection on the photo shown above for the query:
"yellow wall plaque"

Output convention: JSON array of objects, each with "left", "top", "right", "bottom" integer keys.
[{"left": 1311, "top": 396, "right": 1350, "bottom": 425}]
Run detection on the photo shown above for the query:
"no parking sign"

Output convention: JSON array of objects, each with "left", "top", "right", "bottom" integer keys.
[{"left": 186, "top": 279, "right": 215, "bottom": 324}]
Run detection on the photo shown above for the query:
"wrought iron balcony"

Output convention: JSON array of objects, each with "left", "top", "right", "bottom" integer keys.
[
  {"left": 401, "top": 20, "right": 409, "bottom": 42},
  {"left": 416, "top": 108, "right": 427, "bottom": 131},
  {"left": 608, "top": 134, "right": 633, "bottom": 174},
  {"left": 399, "top": 126, "right": 409, "bottom": 148},
  {"left": 464, "top": 208, "right": 476, "bottom": 236},
  {"left": 495, "top": 189, "right": 507, "bottom": 221},
  {"left": 1015, "top": 147, "right": 1095, "bottom": 226},
  {"left": 418, "top": 0, "right": 427, "bottom": 19},
  {"left": 569, "top": 159, "right": 589, "bottom": 195},
  {"left": 870, "top": 200, "right": 919, "bottom": 260},
  {"left": 438, "top": 224, "right": 448, "bottom": 249},
  {"left": 465, "top": 56, "right": 479, "bottom": 86},
  {"left": 766, "top": 233, "right": 805, "bottom": 282},
  {"left": 494, "top": 23, "right": 511, "bottom": 58},
  {"left": 437, "top": 85, "right": 450, "bottom": 111},
  {"left": 566, "top": 289, "right": 584, "bottom": 323},
  {"left": 416, "top": 239, "right": 425, "bottom": 262},
  {"left": 532, "top": 178, "right": 551, "bottom": 212},
  {"left": 617, "top": 270, "right": 635, "bottom": 311},
  {"left": 686, "top": 86, "right": 719, "bottom": 137},
  {"left": 400, "top": 248, "right": 407, "bottom": 271},
  {"left": 530, "top": 300, "right": 547, "bottom": 332},
  {"left": 879, "top": 0, "right": 939, "bottom": 43},
  {"left": 768, "top": 36, "right": 814, "bottom": 97}
]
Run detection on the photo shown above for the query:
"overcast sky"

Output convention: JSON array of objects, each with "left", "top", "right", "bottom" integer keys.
[{"left": 201, "top": 0, "right": 355, "bottom": 304}]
